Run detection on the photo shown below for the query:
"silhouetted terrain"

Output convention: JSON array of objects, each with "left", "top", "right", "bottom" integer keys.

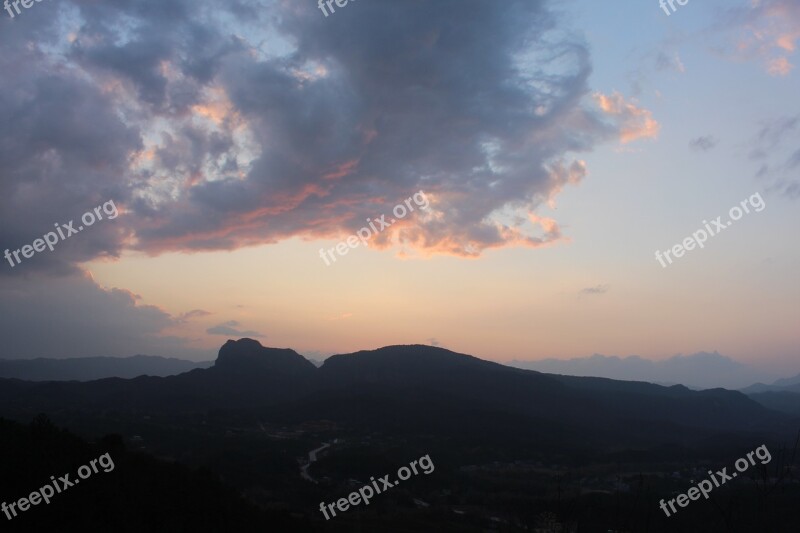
[
  {"left": 0, "top": 341, "right": 792, "bottom": 440},
  {"left": 1, "top": 339, "right": 799, "bottom": 531},
  {"left": 747, "top": 391, "right": 800, "bottom": 416},
  {"left": 0, "top": 416, "right": 301, "bottom": 532}
]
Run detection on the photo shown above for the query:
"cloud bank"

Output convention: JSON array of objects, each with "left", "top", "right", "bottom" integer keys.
[{"left": 0, "top": 0, "right": 657, "bottom": 273}]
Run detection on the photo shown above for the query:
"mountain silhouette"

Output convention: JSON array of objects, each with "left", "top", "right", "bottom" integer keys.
[
  {"left": 215, "top": 338, "right": 317, "bottom": 376},
  {"left": 0, "top": 339, "right": 791, "bottom": 451}
]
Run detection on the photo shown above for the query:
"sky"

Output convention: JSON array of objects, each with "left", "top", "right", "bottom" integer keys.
[{"left": 0, "top": 0, "right": 798, "bottom": 374}]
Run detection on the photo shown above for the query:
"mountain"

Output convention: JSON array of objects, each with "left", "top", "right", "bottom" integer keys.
[
  {"left": 742, "top": 373, "right": 800, "bottom": 416},
  {"left": 771, "top": 373, "right": 800, "bottom": 388},
  {"left": 746, "top": 391, "right": 800, "bottom": 416},
  {"left": 510, "top": 351, "right": 776, "bottom": 389},
  {"left": 2, "top": 340, "right": 797, "bottom": 532},
  {"left": 216, "top": 338, "right": 317, "bottom": 376},
  {"left": 742, "top": 372, "right": 800, "bottom": 394},
  {"left": 0, "top": 355, "right": 213, "bottom": 381},
  {"left": 0, "top": 340, "right": 791, "bottom": 450},
  {"left": 0, "top": 339, "right": 321, "bottom": 413}
]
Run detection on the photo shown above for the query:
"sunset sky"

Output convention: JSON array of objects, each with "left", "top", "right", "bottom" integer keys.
[{"left": 1, "top": 0, "right": 798, "bottom": 372}]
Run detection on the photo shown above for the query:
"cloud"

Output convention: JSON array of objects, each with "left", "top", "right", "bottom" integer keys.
[
  {"left": 206, "top": 321, "right": 264, "bottom": 338},
  {"left": 0, "top": 272, "right": 203, "bottom": 359},
  {"left": 655, "top": 52, "right": 685, "bottom": 73},
  {"left": 593, "top": 92, "right": 660, "bottom": 144},
  {"left": 689, "top": 136, "right": 719, "bottom": 152},
  {"left": 786, "top": 148, "right": 800, "bottom": 169},
  {"left": 767, "top": 56, "right": 793, "bottom": 76},
  {"left": 579, "top": 284, "right": 610, "bottom": 295},
  {"left": 723, "top": 0, "right": 800, "bottom": 76},
  {"left": 176, "top": 309, "right": 213, "bottom": 323},
  {"left": 0, "top": 0, "right": 653, "bottom": 266},
  {"left": 755, "top": 115, "right": 799, "bottom": 150},
  {"left": 748, "top": 114, "right": 800, "bottom": 196}
]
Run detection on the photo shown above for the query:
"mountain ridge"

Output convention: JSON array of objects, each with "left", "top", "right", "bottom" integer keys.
[{"left": 0, "top": 339, "right": 792, "bottom": 449}]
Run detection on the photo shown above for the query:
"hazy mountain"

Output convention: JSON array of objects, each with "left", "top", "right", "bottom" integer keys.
[
  {"left": 509, "top": 351, "right": 777, "bottom": 390},
  {"left": 742, "top": 372, "right": 800, "bottom": 416},
  {"left": 0, "top": 355, "right": 213, "bottom": 381},
  {"left": 742, "top": 372, "right": 800, "bottom": 394},
  {"left": 771, "top": 373, "right": 800, "bottom": 388}
]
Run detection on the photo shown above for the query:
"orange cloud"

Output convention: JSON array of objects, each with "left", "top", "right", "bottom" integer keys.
[
  {"left": 768, "top": 56, "right": 793, "bottom": 75},
  {"left": 736, "top": 0, "right": 800, "bottom": 76},
  {"left": 593, "top": 92, "right": 660, "bottom": 144}
]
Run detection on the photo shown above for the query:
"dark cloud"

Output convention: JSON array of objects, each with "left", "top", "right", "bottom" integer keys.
[
  {"left": 0, "top": 273, "right": 205, "bottom": 359},
  {"left": 0, "top": 0, "right": 641, "bottom": 269},
  {"left": 0, "top": 67, "right": 141, "bottom": 275}
]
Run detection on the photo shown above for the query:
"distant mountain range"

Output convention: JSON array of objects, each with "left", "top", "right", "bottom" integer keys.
[
  {"left": 739, "top": 373, "right": 800, "bottom": 416},
  {"left": 741, "top": 373, "right": 800, "bottom": 394},
  {"left": 509, "top": 352, "right": 779, "bottom": 390},
  {"left": 0, "top": 339, "right": 794, "bottom": 453},
  {"left": 0, "top": 355, "right": 213, "bottom": 381}
]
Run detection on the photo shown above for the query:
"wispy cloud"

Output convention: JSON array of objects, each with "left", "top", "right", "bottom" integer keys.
[
  {"left": 747, "top": 114, "right": 800, "bottom": 196},
  {"left": 655, "top": 52, "right": 685, "bottom": 73},
  {"left": 690, "top": 136, "right": 719, "bottom": 152},
  {"left": 723, "top": 0, "right": 800, "bottom": 76},
  {"left": 206, "top": 321, "right": 264, "bottom": 338},
  {"left": 176, "top": 309, "right": 212, "bottom": 323},
  {"left": 580, "top": 284, "right": 610, "bottom": 295}
]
